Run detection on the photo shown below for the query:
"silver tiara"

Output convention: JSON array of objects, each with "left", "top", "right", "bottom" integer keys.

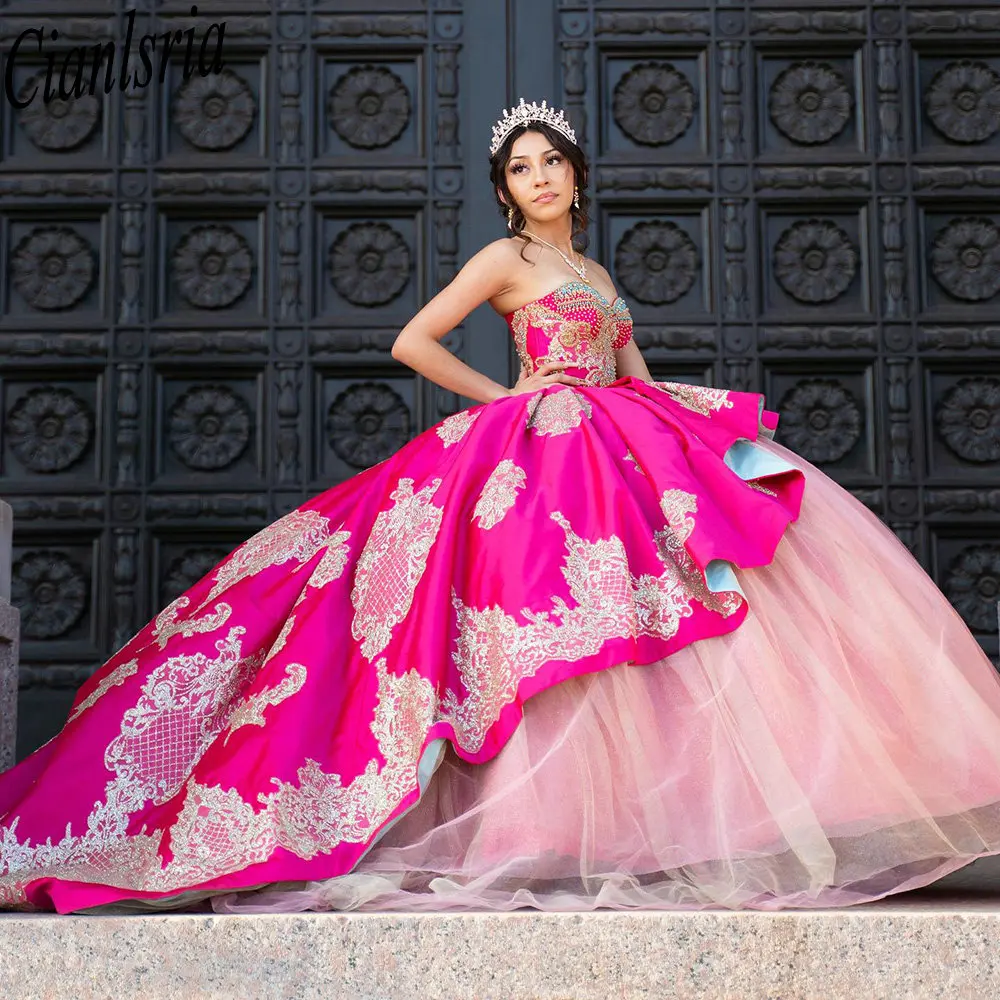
[{"left": 489, "top": 98, "right": 577, "bottom": 158}]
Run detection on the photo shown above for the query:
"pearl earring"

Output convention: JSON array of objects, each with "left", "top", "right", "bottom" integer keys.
[
  {"left": 506, "top": 205, "right": 514, "bottom": 231},
  {"left": 573, "top": 187, "right": 580, "bottom": 209}
]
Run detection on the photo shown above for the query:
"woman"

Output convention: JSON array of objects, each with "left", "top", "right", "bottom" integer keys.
[{"left": 2, "top": 100, "right": 1000, "bottom": 914}]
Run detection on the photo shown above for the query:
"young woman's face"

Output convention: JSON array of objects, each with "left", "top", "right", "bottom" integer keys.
[{"left": 502, "top": 130, "right": 575, "bottom": 226}]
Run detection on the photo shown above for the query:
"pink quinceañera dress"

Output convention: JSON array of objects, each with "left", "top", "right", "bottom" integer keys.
[{"left": 3, "top": 280, "right": 1000, "bottom": 915}]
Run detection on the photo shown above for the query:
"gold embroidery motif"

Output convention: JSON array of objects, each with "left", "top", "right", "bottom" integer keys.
[
  {"left": 525, "top": 388, "right": 593, "bottom": 437},
  {"left": 350, "top": 477, "right": 444, "bottom": 661},
  {"left": 152, "top": 597, "right": 233, "bottom": 651},
  {"left": 165, "top": 782, "right": 264, "bottom": 875},
  {"left": 658, "top": 488, "right": 699, "bottom": 544},
  {"left": 136, "top": 654, "right": 438, "bottom": 881},
  {"left": 223, "top": 617, "right": 307, "bottom": 743},
  {"left": 225, "top": 663, "right": 307, "bottom": 744},
  {"left": 67, "top": 658, "right": 140, "bottom": 723},
  {"left": 509, "top": 302, "right": 591, "bottom": 376},
  {"left": 655, "top": 489, "right": 743, "bottom": 617},
  {"left": 292, "top": 529, "right": 352, "bottom": 608},
  {"left": 653, "top": 381, "right": 735, "bottom": 417},
  {"left": 104, "top": 626, "right": 265, "bottom": 805},
  {"left": 0, "top": 626, "right": 268, "bottom": 904},
  {"left": 206, "top": 509, "right": 337, "bottom": 603},
  {"left": 747, "top": 480, "right": 778, "bottom": 497},
  {"left": 0, "top": 643, "right": 438, "bottom": 902},
  {"left": 437, "top": 410, "right": 480, "bottom": 447},
  {"left": 264, "top": 658, "right": 437, "bottom": 854},
  {"left": 265, "top": 615, "right": 294, "bottom": 663},
  {"left": 472, "top": 459, "right": 526, "bottom": 530}
]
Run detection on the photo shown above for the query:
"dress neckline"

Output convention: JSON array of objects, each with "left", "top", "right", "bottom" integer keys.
[{"left": 502, "top": 279, "right": 624, "bottom": 320}]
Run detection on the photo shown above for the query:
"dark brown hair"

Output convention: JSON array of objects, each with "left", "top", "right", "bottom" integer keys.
[{"left": 489, "top": 121, "right": 591, "bottom": 259}]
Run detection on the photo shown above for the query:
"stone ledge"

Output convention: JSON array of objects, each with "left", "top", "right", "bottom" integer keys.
[
  {"left": 1, "top": 893, "right": 999, "bottom": 999},
  {"left": 0, "top": 600, "right": 17, "bottom": 774},
  {"left": 0, "top": 499, "right": 11, "bottom": 604},
  {"left": 0, "top": 500, "right": 17, "bottom": 772}
]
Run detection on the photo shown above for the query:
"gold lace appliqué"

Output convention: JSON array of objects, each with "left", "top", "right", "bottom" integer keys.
[
  {"left": 437, "top": 410, "right": 480, "bottom": 447},
  {"left": 149, "top": 653, "right": 439, "bottom": 875},
  {"left": 0, "top": 647, "right": 435, "bottom": 901},
  {"left": 224, "top": 617, "right": 307, "bottom": 744},
  {"left": 653, "top": 381, "right": 735, "bottom": 417},
  {"left": 224, "top": 663, "right": 307, "bottom": 745},
  {"left": 67, "top": 658, "right": 140, "bottom": 724},
  {"left": 206, "top": 509, "right": 337, "bottom": 603},
  {"left": 473, "top": 459, "right": 526, "bottom": 530},
  {"left": 656, "top": 489, "right": 743, "bottom": 617},
  {"left": 525, "top": 388, "right": 593, "bottom": 437},
  {"left": 0, "top": 624, "right": 268, "bottom": 904},
  {"left": 292, "top": 529, "right": 352, "bottom": 608},
  {"left": 351, "top": 477, "right": 444, "bottom": 661},
  {"left": 152, "top": 597, "right": 233, "bottom": 651}
]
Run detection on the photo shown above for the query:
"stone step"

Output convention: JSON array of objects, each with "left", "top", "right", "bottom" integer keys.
[{"left": 2, "top": 891, "right": 999, "bottom": 999}]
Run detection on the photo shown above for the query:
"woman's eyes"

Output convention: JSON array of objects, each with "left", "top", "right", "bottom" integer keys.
[{"left": 511, "top": 156, "right": 562, "bottom": 174}]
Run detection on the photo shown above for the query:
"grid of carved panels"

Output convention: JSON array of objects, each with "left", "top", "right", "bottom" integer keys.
[
  {"left": 3, "top": 0, "right": 1000, "bottom": 752},
  {"left": 0, "top": 0, "right": 467, "bottom": 749},
  {"left": 560, "top": 1, "right": 1000, "bottom": 661}
]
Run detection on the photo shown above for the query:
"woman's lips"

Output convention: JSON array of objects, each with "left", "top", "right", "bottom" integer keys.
[{"left": 534, "top": 192, "right": 557, "bottom": 203}]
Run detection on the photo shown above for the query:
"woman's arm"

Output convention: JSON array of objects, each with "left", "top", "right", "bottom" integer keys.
[
  {"left": 391, "top": 241, "right": 515, "bottom": 406},
  {"left": 614, "top": 339, "right": 654, "bottom": 383}
]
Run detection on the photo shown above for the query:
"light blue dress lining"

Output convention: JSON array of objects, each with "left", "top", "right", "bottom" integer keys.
[{"left": 705, "top": 437, "right": 800, "bottom": 596}]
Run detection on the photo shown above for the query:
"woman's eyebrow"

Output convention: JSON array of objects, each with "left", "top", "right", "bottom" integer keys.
[{"left": 508, "top": 148, "right": 559, "bottom": 161}]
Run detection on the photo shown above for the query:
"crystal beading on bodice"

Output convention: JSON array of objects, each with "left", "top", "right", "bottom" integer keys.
[{"left": 504, "top": 280, "right": 634, "bottom": 388}]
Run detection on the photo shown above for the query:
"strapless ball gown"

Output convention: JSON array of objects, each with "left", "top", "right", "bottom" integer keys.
[{"left": 3, "top": 280, "right": 1000, "bottom": 915}]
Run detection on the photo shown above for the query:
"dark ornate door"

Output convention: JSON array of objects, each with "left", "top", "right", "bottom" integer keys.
[
  {"left": 529, "top": 2, "right": 1000, "bottom": 669},
  {"left": 2, "top": 1, "right": 999, "bottom": 759}
]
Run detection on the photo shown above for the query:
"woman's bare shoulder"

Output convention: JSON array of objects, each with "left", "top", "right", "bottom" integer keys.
[
  {"left": 459, "top": 238, "right": 516, "bottom": 284},
  {"left": 473, "top": 237, "right": 545, "bottom": 310},
  {"left": 478, "top": 236, "right": 535, "bottom": 273},
  {"left": 585, "top": 257, "right": 613, "bottom": 283}
]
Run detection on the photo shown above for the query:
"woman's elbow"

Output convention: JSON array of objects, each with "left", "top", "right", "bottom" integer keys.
[{"left": 390, "top": 333, "right": 415, "bottom": 363}]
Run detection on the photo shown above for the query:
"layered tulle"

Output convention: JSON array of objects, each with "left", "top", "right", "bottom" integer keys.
[{"left": 215, "top": 438, "right": 1000, "bottom": 913}]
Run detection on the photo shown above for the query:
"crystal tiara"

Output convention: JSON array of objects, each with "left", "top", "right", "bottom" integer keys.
[{"left": 489, "top": 98, "right": 577, "bottom": 158}]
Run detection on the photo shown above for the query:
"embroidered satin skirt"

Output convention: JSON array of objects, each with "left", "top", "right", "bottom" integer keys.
[{"left": 2, "top": 378, "right": 999, "bottom": 913}]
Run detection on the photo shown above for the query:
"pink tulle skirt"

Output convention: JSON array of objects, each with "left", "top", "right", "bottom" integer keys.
[{"left": 213, "top": 438, "right": 1000, "bottom": 913}]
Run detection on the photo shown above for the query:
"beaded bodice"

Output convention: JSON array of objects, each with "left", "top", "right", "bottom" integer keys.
[{"left": 504, "top": 280, "right": 634, "bottom": 388}]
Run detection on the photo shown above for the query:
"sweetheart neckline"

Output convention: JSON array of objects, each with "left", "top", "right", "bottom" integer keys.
[{"left": 502, "top": 279, "right": 625, "bottom": 320}]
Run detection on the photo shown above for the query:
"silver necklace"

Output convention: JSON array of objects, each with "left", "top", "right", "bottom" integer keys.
[{"left": 522, "top": 230, "right": 589, "bottom": 284}]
